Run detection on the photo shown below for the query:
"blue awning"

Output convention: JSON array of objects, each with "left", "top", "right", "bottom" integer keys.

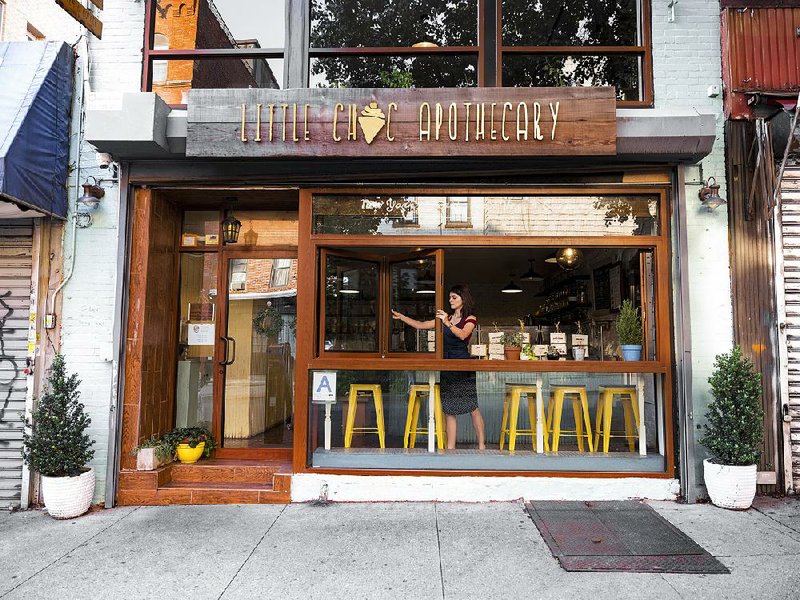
[{"left": 0, "top": 41, "right": 73, "bottom": 219}]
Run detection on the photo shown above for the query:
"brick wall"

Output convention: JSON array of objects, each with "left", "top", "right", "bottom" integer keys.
[
  {"left": 651, "top": 0, "right": 731, "bottom": 494},
  {"left": 0, "top": 0, "right": 80, "bottom": 41}
]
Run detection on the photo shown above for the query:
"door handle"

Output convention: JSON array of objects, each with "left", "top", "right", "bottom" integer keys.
[
  {"left": 219, "top": 336, "right": 229, "bottom": 366},
  {"left": 227, "top": 336, "right": 236, "bottom": 365}
]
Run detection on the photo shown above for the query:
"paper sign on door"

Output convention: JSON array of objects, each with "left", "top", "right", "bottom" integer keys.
[{"left": 312, "top": 372, "right": 337, "bottom": 404}]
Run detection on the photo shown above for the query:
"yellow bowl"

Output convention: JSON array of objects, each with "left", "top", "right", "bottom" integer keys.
[{"left": 176, "top": 441, "right": 205, "bottom": 464}]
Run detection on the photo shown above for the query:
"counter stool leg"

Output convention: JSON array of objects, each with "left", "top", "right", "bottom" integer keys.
[
  {"left": 594, "top": 391, "right": 605, "bottom": 451},
  {"left": 499, "top": 391, "right": 511, "bottom": 451},
  {"left": 403, "top": 390, "right": 417, "bottom": 449},
  {"left": 602, "top": 391, "right": 613, "bottom": 453},
  {"left": 623, "top": 397, "right": 635, "bottom": 452},
  {"left": 434, "top": 389, "right": 446, "bottom": 450},
  {"left": 344, "top": 386, "right": 358, "bottom": 449},
  {"left": 508, "top": 389, "right": 522, "bottom": 454},
  {"left": 580, "top": 389, "right": 593, "bottom": 453},
  {"left": 572, "top": 396, "right": 585, "bottom": 452},
  {"left": 410, "top": 392, "right": 422, "bottom": 448},
  {"left": 374, "top": 389, "right": 386, "bottom": 449},
  {"left": 551, "top": 390, "right": 564, "bottom": 452}
]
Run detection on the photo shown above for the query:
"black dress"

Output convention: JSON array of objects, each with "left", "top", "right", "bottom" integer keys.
[{"left": 440, "top": 316, "right": 479, "bottom": 415}]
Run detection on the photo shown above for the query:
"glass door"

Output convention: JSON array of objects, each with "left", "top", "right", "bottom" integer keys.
[
  {"left": 216, "top": 254, "right": 297, "bottom": 456},
  {"left": 387, "top": 250, "right": 442, "bottom": 357}
]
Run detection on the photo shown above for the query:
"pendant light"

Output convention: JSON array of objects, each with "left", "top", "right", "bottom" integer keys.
[
  {"left": 544, "top": 252, "right": 558, "bottom": 264},
  {"left": 416, "top": 265, "right": 436, "bottom": 294},
  {"left": 556, "top": 247, "right": 583, "bottom": 271},
  {"left": 339, "top": 273, "right": 360, "bottom": 294},
  {"left": 502, "top": 274, "right": 523, "bottom": 294},
  {"left": 520, "top": 259, "right": 544, "bottom": 282}
]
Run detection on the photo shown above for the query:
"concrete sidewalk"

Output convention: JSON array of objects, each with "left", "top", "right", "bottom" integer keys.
[{"left": 1, "top": 497, "right": 799, "bottom": 600}]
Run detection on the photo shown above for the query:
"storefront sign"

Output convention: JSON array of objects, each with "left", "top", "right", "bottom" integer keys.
[
  {"left": 312, "top": 372, "right": 337, "bottom": 404},
  {"left": 187, "top": 88, "right": 616, "bottom": 158}
]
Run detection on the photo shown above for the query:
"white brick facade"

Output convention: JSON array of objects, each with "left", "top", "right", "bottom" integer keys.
[{"left": 652, "top": 0, "right": 732, "bottom": 492}]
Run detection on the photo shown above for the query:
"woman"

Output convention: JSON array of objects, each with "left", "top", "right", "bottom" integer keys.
[{"left": 391, "top": 284, "right": 486, "bottom": 449}]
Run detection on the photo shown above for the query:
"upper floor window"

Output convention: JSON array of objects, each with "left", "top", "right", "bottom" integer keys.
[
  {"left": 26, "top": 23, "right": 44, "bottom": 41},
  {"left": 143, "top": 0, "right": 652, "bottom": 107}
]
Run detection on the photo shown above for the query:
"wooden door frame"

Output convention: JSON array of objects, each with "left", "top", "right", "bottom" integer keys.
[{"left": 213, "top": 248, "right": 298, "bottom": 460}]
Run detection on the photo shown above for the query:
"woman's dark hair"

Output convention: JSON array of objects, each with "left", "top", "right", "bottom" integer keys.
[{"left": 447, "top": 284, "right": 475, "bottom": 319}]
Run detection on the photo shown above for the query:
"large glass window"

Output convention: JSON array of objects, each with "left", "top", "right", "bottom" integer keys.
[
  {"left": 143, "top": 1, "right": 652, "bottom": 106},
  {"left": 322, "top": 253, "right": 380, "bottom": 353}
]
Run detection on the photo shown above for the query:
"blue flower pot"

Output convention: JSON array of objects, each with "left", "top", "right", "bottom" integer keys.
[{"left": 621, "top": 345, "right": 642, "bottom": 361}]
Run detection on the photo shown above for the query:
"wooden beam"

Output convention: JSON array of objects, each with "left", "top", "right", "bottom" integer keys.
[{"left": 55, "top": 0, "right": 103, "bottom": 39}]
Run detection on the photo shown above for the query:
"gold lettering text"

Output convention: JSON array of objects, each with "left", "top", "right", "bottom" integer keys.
[
  {"left": 501, "top": 102, "right": 512, "bottom": 141},
  {"left": 435, "top": 103, "right": 444, "bottom": 141},
  {"left": 347, "top": 104, "right": 357, "bottom": 141},
  {"left": 292, "top": 104, "right": 299, "bottom": 142},
  {"left": 516, "top": 102, "right": 528, "bottom": 141},
  {"left": 240, "top": 103, "right": 247, "bottom": 142},
  {"left": 254, "top": 103, "right": 262, "bottom": 142},
  {"left": 549, "top": 101, "right": 560, "bottom": 140},
  {"left": 448, "top": 103, "right": 458, "bottom": 140},
  {"left": 475, "top": 102, "right": 485, "bottom": 141},
  {"left": 490, "top": 103, "right": 497, "bottom": 141},
  {"left": 533, "top": 102, "right": 543, "bottom": 141},
  {"left": 304, "top": 104, "right": 311, "bottom": 140},
  {"left": 463, "top": 103, "right": 472, "bottom": 141},
  {"left": 268, "top": 104, "right": 275, "bottom": 142},
  {"left": 419, "top": 102, "right": 431, "bottom": 141},
  {"left": 280, "top": 104, "right": 289, "bottom": 141},
  {"left": 386, "top": 102, "right": 398, "bottom": 141},
  {"left": 333, "top": 103, "right": 343, "bottom": 142}
]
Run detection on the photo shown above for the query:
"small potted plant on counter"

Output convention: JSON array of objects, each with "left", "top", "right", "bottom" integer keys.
[
  {"left": 22, "top": 355, "right": 96, "bottom": 519},
  {"left": 501, "top": 331, "right": 523, "bottom": 360},
  {"left": 616, "top": 299, "right": 643, "bottom": 361},
  {"left": 133, "top": 435, "right": 172, "bottom": 471},
  {"left": 164, "top": 426, "right": 215, "bottom": 464},
  {"left": 701, "top": 347, "right": 763, "bottom": 510}
]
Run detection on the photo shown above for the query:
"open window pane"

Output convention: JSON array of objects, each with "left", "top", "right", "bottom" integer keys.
[
  {"left": 502, "top": 0, "right": 640, "bottom": 47},
  {"left": 323, "top": 255, "right": 380, "bottom": 352},
  {"left": 389, "top": 255, "right": 437, "bottom": 353},
  {"left": 310, "top": 0, "right": 478, "bottom": 48},
  {"left": 502, "top": 54, "right": 642, "bottom": 101}
]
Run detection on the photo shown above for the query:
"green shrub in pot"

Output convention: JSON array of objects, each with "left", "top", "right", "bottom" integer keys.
[{"left": 616, "top": 299, "right": 643, "bottom": 361}]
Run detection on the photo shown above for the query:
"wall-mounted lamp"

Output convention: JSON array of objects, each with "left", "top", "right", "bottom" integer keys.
[
  {"left": 699, "top": 176, "right": 726, "bottom": 211},
  {"left": 222, "top": 210, "right": 242, "bottom": 244},
  {"left": 75, "top": 177, "right": 105, "bottom": 228}
]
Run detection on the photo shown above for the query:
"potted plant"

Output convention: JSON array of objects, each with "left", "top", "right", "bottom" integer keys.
[
  {"left": 501, "top": 331, "right": 523, "bottom": 360},
  {"left": 22, "top": 355, "right": 95, "bottom": 519},
  {"left": 700, "top": 347, "right": 763, "bottom": 510},
  {"left": 163, "top": 426, "right": 215, "bottom": 464},
  {"left": 132, "top": 435, "right": 172, "bottom": 471},
  {"left": 616, "top": 299, "right": 643, "bottom": 361}
]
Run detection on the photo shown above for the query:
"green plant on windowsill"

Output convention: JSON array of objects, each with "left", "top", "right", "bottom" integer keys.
[{"left": 132, "top": 435, "right": 172, "bottom": 461}]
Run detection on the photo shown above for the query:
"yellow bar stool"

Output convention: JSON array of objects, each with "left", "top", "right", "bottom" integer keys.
[
  {"left": 594, "top": 385, "right": 641, "bottom": 453},
  {"left": 547, "top": 385, "right": 594, "bottom": 452},
  {"left": 499, "top": 384, "right": 549, "bottom": 454},
  {"left": 403, "top": 384, "right": 446, "bottom": 449},
  {"left": 344, "top": 384, "right": 385, "bottom": 449}
]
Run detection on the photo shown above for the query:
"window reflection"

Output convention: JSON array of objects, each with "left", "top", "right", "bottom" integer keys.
[
  {"left": 310, "top": 55, "right": 477, "bottom": 88},
  {"left": 324, "top": 255, "right": 380, "bottom": 352},
  {"left": 389, "top": 256, "right": 437, "bottom": 353}
]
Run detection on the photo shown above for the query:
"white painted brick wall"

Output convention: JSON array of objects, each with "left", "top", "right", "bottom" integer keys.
[
  {"left": 58, "top": 0, "right": 145, "bottom": 502},
  {"left": 0, "top": 0, "right": 81, "bottom": 42},
  {"left": 652, "top": 0, "right": 731, "bottom": 491}
]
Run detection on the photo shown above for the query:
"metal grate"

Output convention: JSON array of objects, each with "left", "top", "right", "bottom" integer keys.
[{"left": 525, "top": 500, "right": 729, "bottom": 574}]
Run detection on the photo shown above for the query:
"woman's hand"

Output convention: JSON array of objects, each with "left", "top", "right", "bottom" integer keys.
[
  {"left": 391, "top": 309, "right": 404, "bottom": 321},
  {"left": 436, "top": 310, "right": 451, "bottom": 327}
]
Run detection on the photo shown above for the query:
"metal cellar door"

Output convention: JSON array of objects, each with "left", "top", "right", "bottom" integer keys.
[{"left": 0, "top": 221, "right": 33, "bottom": 509}]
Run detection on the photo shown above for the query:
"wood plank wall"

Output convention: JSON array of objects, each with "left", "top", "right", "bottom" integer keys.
[
  {"left": 726, "top": 120, "right": 780, "bottom": 493},
  {"left": 120, "top": 188, "right": 181, "bottom": 470}
]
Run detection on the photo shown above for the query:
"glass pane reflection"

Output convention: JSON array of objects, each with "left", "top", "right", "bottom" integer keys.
[
  {"left": 324, "top": 255, "right": 380, "bottom": 352},
  {"left": 390, "top": 256, "right": 437, "bottom": 353}
]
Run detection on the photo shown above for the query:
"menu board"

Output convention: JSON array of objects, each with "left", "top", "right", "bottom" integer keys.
[{"left": 593, "top": 263, "right": 624, "bottom": 311}]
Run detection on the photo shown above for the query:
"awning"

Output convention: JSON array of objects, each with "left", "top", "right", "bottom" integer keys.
[{"left": 0, "top": 41, "right": 73, "bottom": 219}]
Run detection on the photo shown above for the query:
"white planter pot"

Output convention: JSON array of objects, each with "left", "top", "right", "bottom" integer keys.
[
  {"left": 703, "top": 459, "right": 757, "bottom": 510},
  {"left": 136, "top": 448, "right": 171, "bottom": 471},
  {"left": 41, "top": 468, "right": 95, "bottom": 519}
]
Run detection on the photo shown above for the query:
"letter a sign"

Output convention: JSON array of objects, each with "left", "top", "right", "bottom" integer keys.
[{"left": 312, "top": 372, "right": 337, "bottom": 404}]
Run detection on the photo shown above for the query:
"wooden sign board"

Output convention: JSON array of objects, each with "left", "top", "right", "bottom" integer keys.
[
  {"left": 187, "top": 87, "right": 616, "bottom": 158},
  {"left": 55, "top": 0, "right": 103, "bottom": 39}
]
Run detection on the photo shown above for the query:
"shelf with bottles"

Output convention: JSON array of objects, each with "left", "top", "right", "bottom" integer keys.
[{"left": 532, "top": 277, "right": 591, "bottom": 319}]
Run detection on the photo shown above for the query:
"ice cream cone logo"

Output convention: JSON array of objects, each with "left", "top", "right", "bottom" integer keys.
[{"left": 358, "top": 102, "right": 386, "bottom": 144}]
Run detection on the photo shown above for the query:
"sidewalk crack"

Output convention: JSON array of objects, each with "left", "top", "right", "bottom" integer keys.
[
  {"left": 660, "top": 573, "right": 686, "bottom": 599},
  {"left": 0, "top": 506, "right": 140, "bottom": 599},
  {"left": 217, "top": 504, "right": 287, "bottom": 600},
  {"left": 434, "top": 503, "right": 445, "bottom": 600},
  {"left": 753, "top": 505, "right": 800, "bottom": 539}
]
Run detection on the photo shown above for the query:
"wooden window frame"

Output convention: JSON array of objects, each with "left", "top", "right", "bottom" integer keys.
[
  {"left": 496, "top": 0, "right": 654, "bottom": 107},
  {"left": 293, "top": 185, "right": 675, "bottom": 476}
]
